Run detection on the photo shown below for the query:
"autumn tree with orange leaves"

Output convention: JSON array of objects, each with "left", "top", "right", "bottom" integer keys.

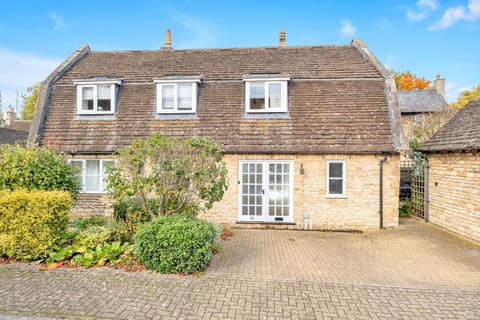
[{"left": 391, "top": 71, "right": 431, "bottom": 91}]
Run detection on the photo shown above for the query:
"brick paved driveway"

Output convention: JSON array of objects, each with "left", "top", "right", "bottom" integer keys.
[{"left": 1, "top": 218, "right": 479, "bottom": 319}]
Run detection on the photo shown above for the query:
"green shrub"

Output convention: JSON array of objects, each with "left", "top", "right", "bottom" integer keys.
[
  {"left": 399, "top": 200, "right": 413, "bottom": 217},
  {"left": 0, "top": 190, "right": 72, "bottom": 261},
  {"left": 134, "top": 215, "right": 217, "bottom": 274},
  {"left": 73, "top": 216, "right": 109, "bottom": 231},
  {"left": 0, "top": 144, "right": 80, "bottom": 199},
  {"left": 113, "top": 197, "right": 157, "bottom": 234},
  {"left": 76, "top": 222, "right": 130, "bottom": 247}
]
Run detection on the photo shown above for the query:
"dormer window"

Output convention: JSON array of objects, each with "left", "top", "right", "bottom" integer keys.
[
  {"left": 154, "top": 76, "right": 201, "bottom": 114},
  {"left": 74, "top": 78, "right": 122, "bottom": 115},
  {"left": 244, "top": 75, "right": 289, "bottom": 113}
]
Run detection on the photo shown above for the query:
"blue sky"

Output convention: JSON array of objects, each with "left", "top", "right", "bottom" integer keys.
[{"left": 1, "top": 0, "right": 479, "bottom": 116}]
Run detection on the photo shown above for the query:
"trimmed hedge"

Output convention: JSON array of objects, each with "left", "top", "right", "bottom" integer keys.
[
  {"left": 0, "top": 190, "right": 72, "bottom": 261},
  {"left": 134, "top": 216, "right": 217, "bottom": 274}
]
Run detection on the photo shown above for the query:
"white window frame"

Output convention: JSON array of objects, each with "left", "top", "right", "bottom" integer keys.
[
  {"left": 74, "top": 79, "right": 121, "bottom": 115},
  {"left": 244, "top": 77, "right": 289, "bottom": 113},
  {"left": 326, "top": 160, "right": 346, "bottom": 198},
  {"left": 154, "top": 79, "right": 200, "bottom": 114},
  {"left": 69, "top": 159, "right": 114, "bottom": 193}
]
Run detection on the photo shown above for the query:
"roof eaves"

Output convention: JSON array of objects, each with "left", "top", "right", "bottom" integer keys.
[{"left": 28, "top": 45, "right": 91, "bottom": 146}]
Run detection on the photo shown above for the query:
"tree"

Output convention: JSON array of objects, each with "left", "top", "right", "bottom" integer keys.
[
  {"left": 20, "top": 83, "right": 41, "bottom": 120},
  {"left": 450, "top": 84, "right": 480, "bottom": 109},
  {"left": 0, "top": 90, "right": 4, "bottom": 126},
  {"left": 107, "top": 133, "right": 228, "bottom": 217},
  {"left": 391, "top": 71, "right": 431, "bottom": 91},
  {"left": 0, "top": 144, "right": 80, "bottom": 199}
]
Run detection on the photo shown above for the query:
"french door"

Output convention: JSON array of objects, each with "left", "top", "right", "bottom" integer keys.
[{"left": 238, "top": 161, "right": 293, "bottom": 223}]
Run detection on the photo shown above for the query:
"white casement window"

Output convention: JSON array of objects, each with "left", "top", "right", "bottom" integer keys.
[
  {"left": 74, "top": 79, "right": 122, "bottom": 115},
  {"left": 154, "top": 77, "right": 201, "bottom": 114},
  {"left": 244, "top": 76, "right": 289, "bottom": 113},
  {"left": 70, "top": 159, "right": 114, "bottom": 193},
  {"left": 326, "top": 160, "right": 346, "bottom": 197}
]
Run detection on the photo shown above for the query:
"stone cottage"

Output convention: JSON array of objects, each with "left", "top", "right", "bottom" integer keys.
[
  {"left": 421, "top": 97, "right": 480, "bottom": 242},
  {"left": 29, "top": 31, "right": 404, "bottom": 230}
]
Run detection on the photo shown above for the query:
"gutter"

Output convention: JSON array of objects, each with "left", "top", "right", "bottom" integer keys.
[{"left": 379, "top": 153, "right": 388, "bottom": 229}]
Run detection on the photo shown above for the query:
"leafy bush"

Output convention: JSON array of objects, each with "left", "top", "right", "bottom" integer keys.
[
  {"left": 134, "top": 216, "right": 217, "bottom": 274},
  {"left": 73, "top": 216, "right": 109, "bottom": 231},
  {"left": 44, "top": 240, "right": 132, "bottom": 269},
  {"left": 399, "top": 200, "right": 413, "bottom": 217},
  {"left": 76, "top": 222, "right": 130, "bottom": 247},
  {"left": 0, "top": 190, "right": 72, "bottom": 261},
  {"left": 0, "top": 144, "right": 80, "bottom": 199},
  {"left": 114, "top": 197, "right": 197, "bottom": 235}
]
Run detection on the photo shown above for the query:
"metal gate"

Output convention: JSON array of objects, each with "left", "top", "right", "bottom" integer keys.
[{"left": 400, "top": 158, "right": 426, "bottom": 219}]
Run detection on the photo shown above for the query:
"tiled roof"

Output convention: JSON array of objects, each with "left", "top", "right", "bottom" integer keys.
[
  {"left": 397, "top": 90, "right": 447, "bottom": 113},
  {"left": 6, "top": 120, "right": 32, "bottom": 132},
  {"left": 33, "top": 41, "right": 402, "bottom": 154},
  {"left": 0, "top": 127, "right": 28, "bottom": 145},
  {"left": 422, "top": 97, "right": 480, "bottom": 152}
]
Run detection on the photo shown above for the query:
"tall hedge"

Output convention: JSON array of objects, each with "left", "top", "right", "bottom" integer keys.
[
  {"left": 0, "top": 144, "right": 80, "bottom": 199},
  {"left": 0, "top": 190, "right": 72, "bottom": 261}
]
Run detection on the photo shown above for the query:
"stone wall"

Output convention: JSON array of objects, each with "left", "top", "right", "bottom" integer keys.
[
  {"left": 69, "top": 153, "right": 400, "bottom": 230},
  {"left": 200, "top": 153, "right": 400, "bottom": 230},
  {"left": 427, "top": 152, "right": 480, "bottom": 242}
]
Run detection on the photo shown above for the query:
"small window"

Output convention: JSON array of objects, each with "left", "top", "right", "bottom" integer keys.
[
  {"left": 326, "top": 161, "right": 346, "bottom": 197},
  {"left": 70, "top": 159, "right": 114, "bottom": 193},
  {"left": 75, "top": 79, "right": 122, "bottom": 115},
  {"left": 414, "top": 114, "right": 425, "bottom": 125},
  {"left": 155, "top": 77, "right": 201, "bottom": 114},
  {"left": 244, "top": 76, "right": 289, "bottom": 113}
]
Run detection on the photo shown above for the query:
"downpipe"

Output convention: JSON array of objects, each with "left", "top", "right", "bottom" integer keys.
[
  {"left": 379, "top": 153, "right": 388, "bottom": 229},
  {"left": 424, "top": 156, "right": 430, "bottom": 223}
]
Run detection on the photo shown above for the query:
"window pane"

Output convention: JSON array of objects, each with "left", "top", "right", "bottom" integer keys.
[
  {"left": 329, "top": 179, "right": 343, "bottom": 195},
  {"left": 162, "top": 85, "right": 174, "bottom": 109},
  {"left": 268, "top": 83, "right": 282, "bottom": 108},
  {"left": 329, "top": 163, "right": 343, "bottom": 178},
  {"left": 249, "top": 82, "right": 265, "bottom": 110},
  {"left": 81, "top": 87, "right": 94, "bottom": 111},
  {"left": 177, "top": 84, "right": 193, "bottom": 110},
  {"left": 85, "top": 160, "right": 100, "bottom": 192},
  {"left": 97, "top": 85, "right": 111, "bottom": 112},
  {"left": 71, "top": 161, "right": 84, "bottom": 189}
]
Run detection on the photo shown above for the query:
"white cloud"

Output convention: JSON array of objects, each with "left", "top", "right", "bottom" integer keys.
[
  {"left": 0, "top": 48, "right": 60, "bottom": 113},
  {"left": 429, "top": 0, "right": 480, "bottom": 30},
  {"left": 50, "top": 11, "right": 69, "bottom": 31},
  {"left": 428, "top": 6, "right": 466, "bottom": 30},
  {"left": 406, "top": 0, "right": 438, "bottom": 22},
  {"left": 171, "top": 12, "right": 217, "bottom": 48},
  {"left": 339, "top": 20, "right": 357, "bottom": 37},
  {"left": 406, "top": 10, "right": 427, "bottom": 21},
  {"left": 418, "top": 0, "right": 438, "bottom": 11}
]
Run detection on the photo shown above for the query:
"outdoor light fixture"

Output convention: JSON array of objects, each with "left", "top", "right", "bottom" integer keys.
[{"left": 300, "top": 163, "right": 305, "bottom": 175}]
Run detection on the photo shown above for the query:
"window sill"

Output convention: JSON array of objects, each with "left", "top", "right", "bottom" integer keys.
[
  {"left": 155, "top": 113, "right": 197, "bottom": 120},
  {"left": 244, "top": 112, "right": 289, "bottom": 119},
  {"left": 325, "top": 195, "right": 348, "bottom": 199},
  {"left": 75, "top": 115, "right": 115, "bottom": 120}
]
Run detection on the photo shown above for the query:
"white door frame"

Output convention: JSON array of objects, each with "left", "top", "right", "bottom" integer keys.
[{"left": 238, "top": 160, "right": 294, "bottom": 223}]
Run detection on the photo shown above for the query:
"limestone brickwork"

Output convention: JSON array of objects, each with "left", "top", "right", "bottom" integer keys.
[
  {"left": 200, "top": 153, "right": 400, "bottom": 230},
  {"left": 69, "top": 153, "right": 400, "bottom": 230},
  {"left": 427, "top": 152, "right": 480, "bottom": 242}
]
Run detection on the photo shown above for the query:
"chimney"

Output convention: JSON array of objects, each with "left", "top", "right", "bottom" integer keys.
[
  {"left": 6, "top": 105, "right": 16, "bottom": 127},
  {"left": 279, "top": 29, "right": 286, "bottom": 47},
  {"left": 433, "top": 74, "right": 445, "bottom": 99},
  {"left": 164, "top": 28, "right": 172, "bottom": 49}
]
